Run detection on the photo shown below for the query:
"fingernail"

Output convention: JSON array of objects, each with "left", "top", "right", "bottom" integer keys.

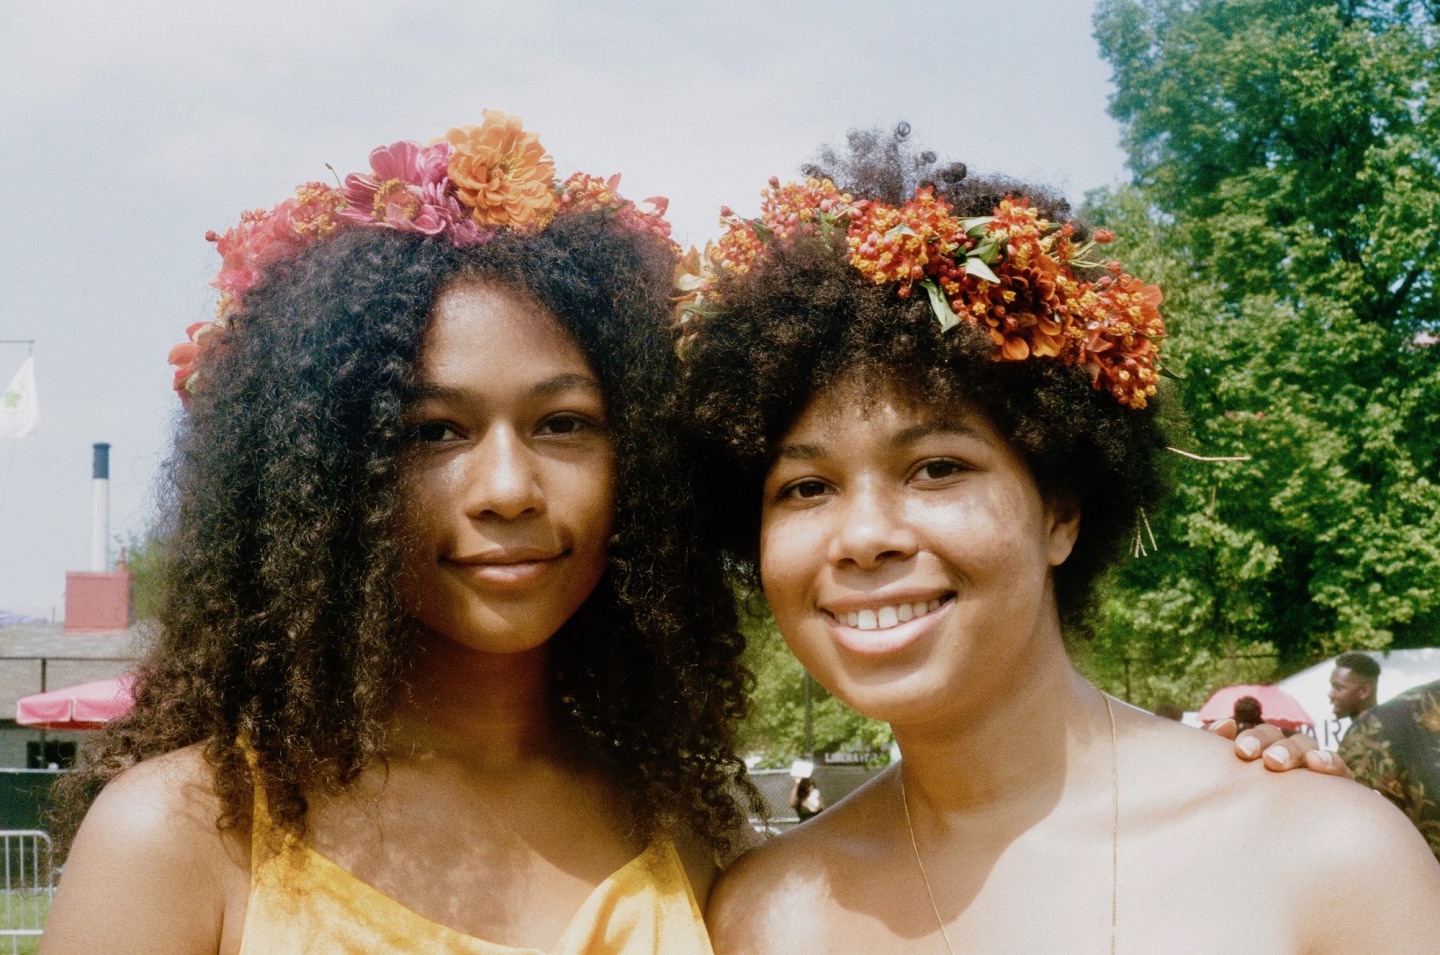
[
  {"left": 1238, "top": 737, "right": 1261, "bottom": 758},
  {"left": 1316, "top": 750, "right": 1334, "bottom": 766},
  {"left": 1264, "top": 744, "right": 1289, "bottom": 764}
]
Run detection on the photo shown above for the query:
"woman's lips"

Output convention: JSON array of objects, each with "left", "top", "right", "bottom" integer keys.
[
  {"left": 821, "top": 594, "right": 953, "bottom": 656},
  {"left": 446, "top": 550, "right": 566, "bottom": 588}
]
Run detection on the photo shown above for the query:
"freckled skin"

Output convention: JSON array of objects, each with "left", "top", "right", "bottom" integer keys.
[{"left": 758, "top": 382, "right": 1077, "bottom": 731}]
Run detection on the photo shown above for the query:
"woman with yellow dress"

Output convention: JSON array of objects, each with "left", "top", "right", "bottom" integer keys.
[{"left": 41, "top": 112, "right": 750, "bottom": 955}]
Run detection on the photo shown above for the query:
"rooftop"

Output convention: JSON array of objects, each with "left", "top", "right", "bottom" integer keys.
[{"left": 0, "top": 621, "right": 149, "bottom": 718}]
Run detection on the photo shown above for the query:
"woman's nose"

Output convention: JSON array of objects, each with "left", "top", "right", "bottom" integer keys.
[
  {"left": 465, "top": 427, "right": 543, "bottom": 520},
  {"left": 827, "top": 483, "right": 917, "bottom": 569}
]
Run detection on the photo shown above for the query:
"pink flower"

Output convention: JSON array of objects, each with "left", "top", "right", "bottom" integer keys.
[
  {"left": 207, "top": 182, "right": 346, "bottom": 312},
  {"left": 340, "top": 140, "right": 479, "bottom": 244},
  {"left": 557, "top": 172, "right": 677, "bottom": 248},
  {"left": 167, "top": 320, "right": 224, "bottom": 399}
]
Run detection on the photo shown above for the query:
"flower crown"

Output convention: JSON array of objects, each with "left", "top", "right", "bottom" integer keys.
[
  {"left": 675, "top": 177, "right": 1165, "bottom": 409},
  {"left": 168, "top": 110, "right": 675, "bottom": 396}
]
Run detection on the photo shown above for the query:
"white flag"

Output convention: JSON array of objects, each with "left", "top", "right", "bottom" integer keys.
[{"left": 0, "top": 357, "right": 39, "bottom": 438}]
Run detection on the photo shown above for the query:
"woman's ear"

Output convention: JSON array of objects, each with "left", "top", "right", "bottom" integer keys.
[{"left": 1044, "top": 493, "right": 1081, "bottom": 567}]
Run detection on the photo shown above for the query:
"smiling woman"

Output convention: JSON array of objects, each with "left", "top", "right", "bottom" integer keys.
[
  {"left": 41, "top": 113, "right": 753, "bottom": 955},
  {"left": 759, "top": 390, "right": 1081, "bottom": 727},
  {"left": 678, "top": 126, "right": 1440, "bottom": 954}
]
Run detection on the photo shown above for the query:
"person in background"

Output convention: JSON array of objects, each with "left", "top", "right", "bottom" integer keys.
[
  {"left": 1329, "top": 651, "right": 1380, "bottom": 724},
  {"left": 789, "top": 776, "right": 825, "bottom": 822},
  {"left": 1232, "top": 696, "right": 1264, "bottom": 733},
  {"left": 1339, "top": 677, "right": 1440, "bottom": 863}
]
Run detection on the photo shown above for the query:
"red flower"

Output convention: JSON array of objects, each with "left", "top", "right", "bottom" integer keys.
[
  {"left": 207, "top": 182, "right": 346, "bottom": 315},
  {"left": 339, "top": 140, "right": 478, "bottom": 244},
  {"left": 557, "top": 173, "right": 676, "bottom": 249}
]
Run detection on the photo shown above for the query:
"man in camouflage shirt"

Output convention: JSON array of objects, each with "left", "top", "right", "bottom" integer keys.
[{"left": 1338, "top": 678, "right": 1440, "bottom": 863}]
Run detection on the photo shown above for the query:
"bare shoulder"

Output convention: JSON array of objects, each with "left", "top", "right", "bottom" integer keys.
[
  {"left": 76, "top": 743, "right": 240, "bottom": 862},
  {"left": 41, "top": 744, "right": 250, "bottom": 955},
  {"left": 708, "top": 773, "right": 890, "bottom": 955},
  {"left": 707, "top": 825, "right": 834, "bottom": 955},
  {"left": 1121, "top": 709, "right": 1440, "bottom": 950},
  {"left": 1258, "top": 770, "right": 1440, "bottom": 949},
  {"left": 1123, "top": 702, "right": 1423, "bottom": 838},
  {"left": 670, "top": 816, "right": 752, "bottom": 909}
]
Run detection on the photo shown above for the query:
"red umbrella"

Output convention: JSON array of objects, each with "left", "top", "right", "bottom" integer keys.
[
  {"left": 1198, "top": 684, "right": 1314, "bottom": 731},
  {"left": 16, "top": 675, "right": 136, "bottom": 730}
]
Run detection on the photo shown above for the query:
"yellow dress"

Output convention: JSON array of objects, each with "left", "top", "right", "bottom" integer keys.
[{"left": 237, "top": 784, "right": 715, "bottom": 954}]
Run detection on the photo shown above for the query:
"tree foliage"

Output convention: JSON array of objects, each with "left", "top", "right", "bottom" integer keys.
[
  {"left": 1097, "top": 0, "right": 1440, "bottom": 330},
  {"left": 737, "top": 602, "right": 892, "bottom": 768},
  {"left": 119, "top": 529, "right": 166, "bottom": 621},
  {"left": 1081, "top": 0, "right": 1440, "bottom": 708}
]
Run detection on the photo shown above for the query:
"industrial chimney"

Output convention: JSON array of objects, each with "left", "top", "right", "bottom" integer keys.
[
  {"left": 90, "top": 442, "right": 110, "bottom": 571},
  {"left": 65, "top": 441, "right": 130, "bottom": 633}
]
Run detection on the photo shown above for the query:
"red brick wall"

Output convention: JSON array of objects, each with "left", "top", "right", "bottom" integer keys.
[{"left": 63, "top": 572, "right": 131, "bottom": 633}]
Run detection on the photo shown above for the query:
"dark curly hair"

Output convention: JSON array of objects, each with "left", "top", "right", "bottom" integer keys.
[
  {"left": 679, "top": 125, "right": 1171, "bottom": 629},
  {"left": 54, "top": 214, "right": 758, "bottom": 856}
]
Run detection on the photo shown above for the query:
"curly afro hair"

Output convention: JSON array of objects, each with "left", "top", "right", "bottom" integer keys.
[
  {"left": 54, "top": 214, "right": 758, "bottom": 857},
  {"left": 679, "top": 125, "right": 1171, "bottom": 631}
]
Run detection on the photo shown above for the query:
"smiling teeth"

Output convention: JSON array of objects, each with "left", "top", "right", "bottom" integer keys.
[{"left": 845, "top": 599, "right": 942, "bottom": 631}]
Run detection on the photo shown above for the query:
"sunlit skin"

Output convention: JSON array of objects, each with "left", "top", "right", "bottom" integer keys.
[
  {"left": 1329, "top": 666, "right": 1377, "bottom": 719},
  {"left": 706, "top": 379, "right": 1440, "bottom": 955},
  {"left": 757, "top": 381, "right": 1078, "bottom": 733}
]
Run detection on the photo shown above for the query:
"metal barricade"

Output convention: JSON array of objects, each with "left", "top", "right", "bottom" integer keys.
[{"left": 0, "top": 830, "right": 53, "bottom": 953}]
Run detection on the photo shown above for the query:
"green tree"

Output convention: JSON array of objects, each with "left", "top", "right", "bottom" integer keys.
[
  {"left": 1081, "top": 0, "right": 1440, "bottom": 703},
  {"left": 118, "top": 529, "right": 166, "bottom": 621},
  {"left": 737, "top": 604, "right": 892, "bottom": 768},
  {"left": 1097, "top": 0, "right": 1440, "bottom": 331}
]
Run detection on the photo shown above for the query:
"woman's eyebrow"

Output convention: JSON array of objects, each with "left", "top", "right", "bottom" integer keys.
[
  {"left": 411, "top": 373, "right": 603, "bottom": 403},
  {"left": 773, "top": 442, "right": 825, "bottom": 463},
  {"left": 892, "top": 420, "right": 979, "bottom": 448},
  {"left": 530, "top": 372, "right": 603, "bottom": 400},
  {"left": 773, "top": 421, "right": 978, "bottom": 462}
]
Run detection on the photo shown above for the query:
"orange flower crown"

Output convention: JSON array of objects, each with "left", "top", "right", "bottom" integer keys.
[
  {"left": 168, "top": 110, "right": 675, "bottom": 396},
  {"left": 675, "top": 177, "right": 1165, "bottom": 410}
]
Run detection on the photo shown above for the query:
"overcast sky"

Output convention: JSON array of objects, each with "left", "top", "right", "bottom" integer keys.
[{"left": 0, "top": 0, "right": 1131, "bottom": 615}]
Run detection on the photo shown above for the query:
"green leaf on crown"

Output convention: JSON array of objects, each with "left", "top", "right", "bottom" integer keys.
[
  {"left": 922, "top": 280, "right": 960, "bottom": 332},
  {"left": 960, "top": 216, "right": 994, "bottom": 237},
  {"left": 964, "top": 256, "right": 1001, "bottom": 285}
]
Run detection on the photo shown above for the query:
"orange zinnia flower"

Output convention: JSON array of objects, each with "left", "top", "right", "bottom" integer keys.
[{"left": 444, "top": 111, "right": 557, "bottom": 230}]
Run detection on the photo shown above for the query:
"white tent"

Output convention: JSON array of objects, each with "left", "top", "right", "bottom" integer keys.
[{"left": 1276, "top": 648, "right": 1440, "bottom": 749}]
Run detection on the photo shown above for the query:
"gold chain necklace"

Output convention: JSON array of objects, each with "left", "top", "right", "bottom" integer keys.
[{"left": 899, "top": 693, "right": 1119, "bottom": 955}]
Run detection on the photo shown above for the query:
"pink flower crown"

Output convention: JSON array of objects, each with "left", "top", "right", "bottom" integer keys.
[
  {"left": 675, "top": 177, "right": 1165, "bottom": 410},
  {"left": 168, "top": 110, "right": 675, "bottom": 396}
]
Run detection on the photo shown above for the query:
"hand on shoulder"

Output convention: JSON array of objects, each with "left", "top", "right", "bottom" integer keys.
[
  {"left": 40, "top": 745, "right": 249, "bottom": 955},
  {"left": 1190, "top": 736, "right": 1440, "bottom": 952},
  {"left": 1208, "top": 719, "right": 1351, "bottom": 776}
]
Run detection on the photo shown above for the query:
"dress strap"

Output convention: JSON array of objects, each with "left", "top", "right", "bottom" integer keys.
[{"left": 241, "top": 742, "right": 280, "bottom": 868}]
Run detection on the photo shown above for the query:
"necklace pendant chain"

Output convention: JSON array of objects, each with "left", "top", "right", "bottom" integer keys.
[{"left": 899, "top": 693, "right": 1119, "bottom": 955}]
